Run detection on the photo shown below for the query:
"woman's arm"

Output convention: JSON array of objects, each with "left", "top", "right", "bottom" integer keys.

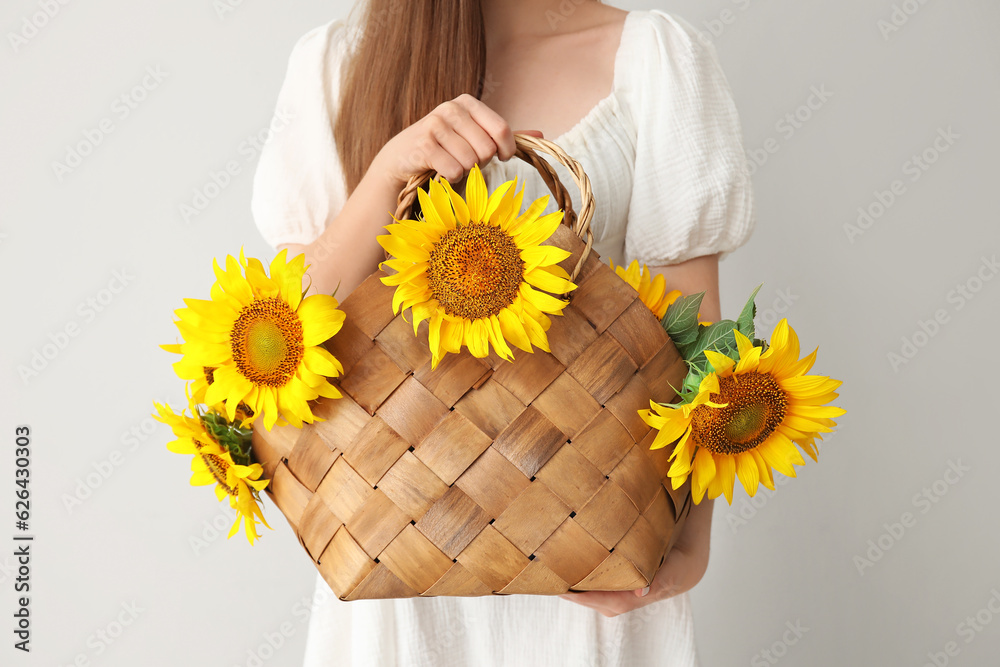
[
  {"left": 558, "top": 253, "right": 721, "bottom": 617},
  {"left": 275, "top": 95, "right": 537, "bottom": 300}
]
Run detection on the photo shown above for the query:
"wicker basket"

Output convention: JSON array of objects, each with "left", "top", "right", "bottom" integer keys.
[{"left": 251, "top": 134, "right": 691, "bottom": 600}]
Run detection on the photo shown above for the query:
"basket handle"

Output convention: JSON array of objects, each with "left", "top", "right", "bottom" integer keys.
[{"left": 388, "top": 133, "right": 596, "bottom": 283}]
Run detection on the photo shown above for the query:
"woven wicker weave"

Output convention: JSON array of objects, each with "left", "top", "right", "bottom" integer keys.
[{"left": 251, "top": 134, "right": 691, "bottom": 600}]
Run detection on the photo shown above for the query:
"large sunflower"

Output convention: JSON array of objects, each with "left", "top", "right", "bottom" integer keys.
[
  {"left": 163, "top": 249, "right": 345, "bottom": 430},
  {"left": 377, "top": 164, "right": 577, "bottom": 369},
  {"left": 640, "top": 319, "right": 844, "bottom": 504},
  {"left": 153, "top": 399, "right": 271, "bottom": 544}
]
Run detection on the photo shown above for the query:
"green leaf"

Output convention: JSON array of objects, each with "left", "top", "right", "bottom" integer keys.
[
  {"left": 198, "top": 409, "right": 254, "bottom": 467},
  {"left": 662, "top": 292, "right": 705, "bottom": 359},
  {"left": 694, "top": 321, "right": 736, "bottom": 358},
  {"left": 663, "top": 292, "right": 705, "bottom": 337},
  {"left": 735, "top": 284, "right": 763, "bottom": 340},
  {"left": 671, "top": 327, "right": 701, "bottom": 360}
]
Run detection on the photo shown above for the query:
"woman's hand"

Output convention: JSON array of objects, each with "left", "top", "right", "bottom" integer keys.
[
  {"left": 280, "top": 95, "right": 541, "bottom": 298},
  {"left": 558, "top": 493, "right": 714, "bottom": 618},
  {"left": 368, "top": 93, "right": 542, "bottom": 188}
]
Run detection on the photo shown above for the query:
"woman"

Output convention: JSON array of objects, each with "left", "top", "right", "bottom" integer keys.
[{"left": 251, "top": 1, "right": 755, "bottom": 664}]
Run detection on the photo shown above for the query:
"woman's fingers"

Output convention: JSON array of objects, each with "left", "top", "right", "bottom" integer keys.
[
  {"left": 452, "top": 93, "right": 517, "bottom": 161},
  {"left": 428, "top": 100, "right": 496, "bottom": 170},
  {"left": 419, "top": 139, "right": 468, "bottom": 184},
  {"left": 378, "top": 94, "right": 548, "bottom": 186}
]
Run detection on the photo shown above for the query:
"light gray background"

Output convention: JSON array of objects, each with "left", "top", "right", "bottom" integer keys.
[{"left": 2, "top": 1, "right": 998, "bottom": 665}]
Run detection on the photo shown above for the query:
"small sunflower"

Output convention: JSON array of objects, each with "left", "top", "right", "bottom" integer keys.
[
  {"left": 640, "top": 319, "right": 844, "bottom": 504},
  {"left": 608, "top": 259, "right": 681, "bottom": 320},
  {"left": 377, "top": 163, "right": 577, "bottom": 369},
  {"left": 153, "top": 399, "right": 271, "bottom": 544},
  {"left": 163, "top": 249, "right": 345, "bottom": 430}
]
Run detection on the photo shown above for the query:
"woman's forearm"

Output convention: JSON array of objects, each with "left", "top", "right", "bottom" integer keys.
[{"left": 279, "top": 166, "right": 406, "bottom": 299}]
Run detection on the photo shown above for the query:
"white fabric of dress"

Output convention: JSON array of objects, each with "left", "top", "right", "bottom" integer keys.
[{"left": 251, "top": 9, "right": 755, "bottom": 667}]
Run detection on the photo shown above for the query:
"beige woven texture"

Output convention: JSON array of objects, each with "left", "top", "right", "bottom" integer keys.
[{"left": 251, "top": 135, "right": 691, "bottom": 600}]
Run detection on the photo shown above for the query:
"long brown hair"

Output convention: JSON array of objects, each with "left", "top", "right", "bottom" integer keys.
[{"left": 334, "top": 0, "right": 487, "bottom": 196}]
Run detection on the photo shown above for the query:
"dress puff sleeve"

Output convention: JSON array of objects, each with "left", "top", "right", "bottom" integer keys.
[
  {"left": 621, "top": 10, "right": 756, "bottom": 267},
  {"left": 250, "top": 20, "right": 351, "bottom": 249}
]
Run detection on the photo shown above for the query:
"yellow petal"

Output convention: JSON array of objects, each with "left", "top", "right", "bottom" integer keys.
[
  {"left": 466, "top": 318, "right": 490, "bottom": 358},
  {"left": 487, "top": 314, "right": 514, "bottom": 362},
  {"left": 520, "top": 244, "right": 572, "bottom": 271},
  {"left": 298, "top": 294, "right": 346, "bottom": 346},
  {"left": 465, "top": 164, "right": 488, "bottom": 222},
  {"left": 416, "top": 186, "right": 453, "bottom": 233},
  {"left": 519, "top": 283, "right": 569, "bottom": 314},
  {"left": 303, "top": 346, "right": 343, "bottom": 378},
  {"left": 441, "top": 316, "right": 464, "bottom": 354},
  {"left": 428, "top": 310, "right": 444, "bottom": 360},
  {"left": 377, "top": 233, "right": 430, "bottom": 262},
  {"left": 484, "top": 179, "right": 515, "bottom": 223},
  {"left": 690, "top": 447, "right": 716, "bottom": 504},
  {"left": 735, "top": 451, "right": 760, "bottom": 497},
  {"left": 514, "top": 210, "right": 563, "bottom": 249},
  {"left": 498, "top": 307, "right": 532, "bottom": 353},
  {"left": 439, "top": 177, "right": 469, "bottom": 225},
  {"left": 711, "top": 454, "right": 736, "bottom": 504},
  {"left": 734, "top": 345, "right": 762, "bottom": 373},
  {"left": 524, "top": 267, "right": 576, "bottom": 295},
  {"left": 703, "top": 350, "right": 735, "bottom": 375},
  {"left": 427, "top": 177, "right": 457, "bottom": 229}
]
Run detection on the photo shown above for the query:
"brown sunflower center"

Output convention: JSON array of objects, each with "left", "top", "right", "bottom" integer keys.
[
  {"left": 690, "top": 372, "right": 787, "bottom": 455},
  {"left": 230, "top": 297, "right": 303, "bottom": 387},
  {"left": 426, "top": 222, "right": 524, "bottom": 320},
  {"left": 200, "top": 451, "right": 237, "bottom": 495}
]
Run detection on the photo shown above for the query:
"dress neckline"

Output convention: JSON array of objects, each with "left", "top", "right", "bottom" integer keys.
[{"left": 548, "top": 10, "right": 638, "bottom": 145}]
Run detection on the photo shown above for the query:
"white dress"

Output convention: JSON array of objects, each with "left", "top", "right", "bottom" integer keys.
[{"left": 251, "top": 9, "right": 755, "bottom": 667}]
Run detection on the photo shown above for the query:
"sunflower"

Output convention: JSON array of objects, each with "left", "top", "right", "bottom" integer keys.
[
  {"left": 377, "top": 163, "right": 577, "bottom": 369},
  {"left": 640, "top": 319, "right": 844, "bottom": 504},
  {"left": 608, "top": 259, "right": 681, "bottom": 320},
  {"left": 163, "top": 249, "right": 345, "bottom": 430},
  {"left": 153, "top": 399, "right": 271, "bottom": 544},
  {"left": 160, "top": 348, "right": 214, "bottom": 404}
]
